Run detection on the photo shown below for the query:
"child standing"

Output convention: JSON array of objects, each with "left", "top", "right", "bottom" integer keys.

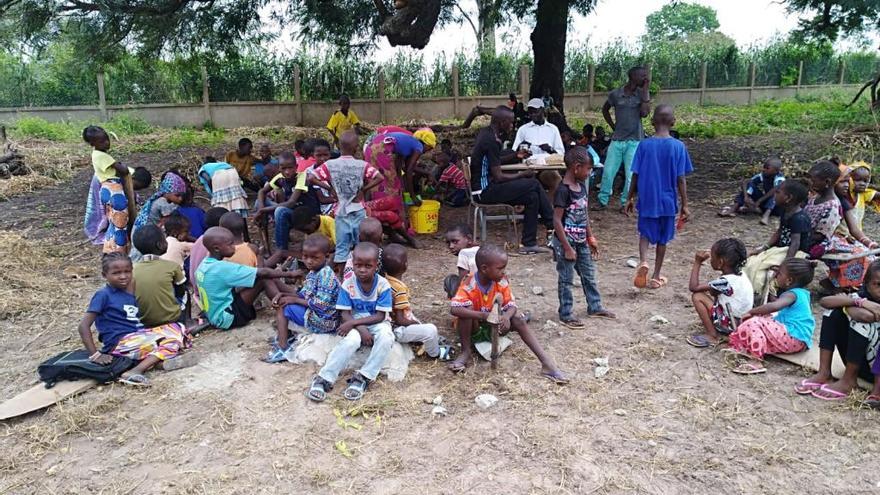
[
  {"left": 160, "top": 214, "right": 195, "bottom": 268},
  {"left": 625, "top": 105, "right": 692, "bottom": 289},
  {"left": 310, "top": 130, "right": 383, "bottom": 268},
  {"left": 382, "top": 244, "right": 446, "bottom": 359},
  {"left": 326, "top": 94, "right": 363, "bottom": 149},
  {"left": 552, "top": 147, "right": 615, "bottom": 328},
  {"left": 219, "top": 212, "right": 259, "bottom": 268},
  {"left": 266, "top": 234, "right": 340, "bottom": 363},
  {"left": 448, "top": 244, "right": 568, "bottom": 383},
  {"left": 78, "top": 253, "right": 189, "bottom": 386},
  {"left": 742, "top": 180, "right": 811, "bottom": 297},
  {"left": 132, "top": 225, "right": 187, "bottom": 327},
  {"left": 719, "top": 158, "right": 785, "bottom": 225},
  {"left": 83, "top": 126, "right": 134, "bottom": 254},
  {"left": 306, "top": 242, "right": 395, "bottom": 402},
  {"left": 728, "top": 258, "right": 815, "bottom": 374},
  {"left": 443, "top": 224, "right": 479, "bottom": 298},
  {"left": 687, "top": 238, "right": 753, "bottom": 348}
]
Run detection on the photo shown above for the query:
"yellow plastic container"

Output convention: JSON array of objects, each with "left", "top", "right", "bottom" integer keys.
[{"left": 408, "top": 199, "right": 441, "bottom": 234}]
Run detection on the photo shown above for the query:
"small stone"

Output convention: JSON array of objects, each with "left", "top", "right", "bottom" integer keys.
[
  {"left": 531, "top": 286, "right": 544, "bottom": 296},
  {"left": 431, "top": 405, "right": 448, "bottom": 417},
  {"left": 613, "top": 409, "right": 627, "bottom": 416},
  {"left": 626, "top": 259, "right": 639, "bottom": 268},
  {"left": 648, "top": 440, "right": 658, "bottom": 447},
  {"left": 475, "top": 394, "right": 498, "bottom": 409},
  {"left": 648, "top": 315, "right": 670, "bottom": 325},
  {"left": 543, "top": 320, "right": 559, "bottom": 329},
  {"left": 707, "top": 457, "right": 721, "bottom": 467},
  {"left": 557, "top": 331, "right": 564, "bottom": 337},
  {"left": 432, "top": 395, "right": 443, "bottom": 405},
  {"left": 46, "top": 464, "right": 60, "bottom": 476}
]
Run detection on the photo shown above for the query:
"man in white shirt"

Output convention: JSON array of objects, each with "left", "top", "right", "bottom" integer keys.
[{"left": 512, "top": 98, "right": 565, "bottom": 156}]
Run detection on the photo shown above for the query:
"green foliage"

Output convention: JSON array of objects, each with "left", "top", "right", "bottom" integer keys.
[
  {"left": 784, "top": 0, "right": 880, "bottom": 41},
  {"left": 104, "top": 114, "right": 154, "bottom": 135},
  {"left": 645, "top": 2, "right": 720, "bottom": 41},
  {"left": 12, "top": 116, "right": 79, "bottom": 141}
]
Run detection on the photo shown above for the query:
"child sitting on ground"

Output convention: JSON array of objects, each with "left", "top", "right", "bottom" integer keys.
[
  {"left": 382, "top": 243, "right": 448, "bottom": 360},
  {"left": 719, "top": 157, "right": 785, "bottom": 225},
  {"left": 189, "top": 207, "right": 228, "bottom": 302},
  {"left": 552, "top": 147, "right": 615, "bottom": 328},
  {"left": 219, "top": 211, "right": 260, "bottom": 268},
  {"left": 132, "top": 225, "right": 187, "bottom": 327},
  {"left": 266, "top": 234, "right": 340, "bottom": 363},
  {"left": 307, "top": 242, "right": 395, "bottom": 402},
  {"left": 448, "top": 244, "right": 568, "bottom": 383},
  {"left": 443, "top": 224, "right": 479, "bottom": 298},
  {"left": 625, "top": 105, "right": 692, "bottom": 290},
  {"left": 436, "top": 150, "right": 469, "bottom": 207},
  {"left": 78, "top": 253, "right": 190, "bottom": 387},
  {"left": 342, "top": 217, "right": 385, "bottom": 280},
  {"left": 160, "top": 213, "right": 195, "bottom": 268},
  {"left": 225, "top": 138, "right": 258, "bottom": 190},
  {"left": 799, "top": 259, "right": 880, "bottom": 402},
  {"left": 176, "top": 178, "right": 207, "bottom": 238},
  {"left": 291, "top": 205, "right": 336, "bottom": 247},
  {"left": 310, "top": 130, "right": 383, "bottom": 269},
  {"left": 687, "top": 238, "right": 753, "bottom": 348},
  {"left": 742, "top": 180, "right": 811, "bottom": 297},
  {"left": 196, "top": 227, "right": 298, "bottom": 330},
  {"left": 254, "top": 143, "right": 279, "bottom": 187},
  {"left": 728, "top": 258, "right": 815, "bottom": 375}
]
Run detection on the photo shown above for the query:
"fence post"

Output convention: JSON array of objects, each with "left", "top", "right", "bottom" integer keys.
[
  {"left": 200, "top": 66, "right": 212, "bottom": 126},
  {"left": 96, "top": 72, "right": 108, "bottom": 121},
  {"left": 378, "top": 69, "right": 386, "bottom": 123},
  {"left": 838, "top": 59, "right": 846, "bottom": 85},
  {"left": 748, "top": 62, "right": 756, "bottom": 105},
  {"left": 587, "top": 64, "right": 595, "bottom": 109},
  {"left": 452, "top": 64, "right": 460, "bottom": 119},
  {"left": 796, "top": 60, "right": 803, "bottom": 93},
  {"left": 699, "top": 61, "right": 707, "bottom": 106},
  {"left": 293, "top": 65, "right": 302, "bottom": 126},
  {"left": 519, "top": 64, "right": 529, "bottom": 102}
]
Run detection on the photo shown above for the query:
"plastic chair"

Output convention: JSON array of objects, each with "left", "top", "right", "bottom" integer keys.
[{"left": 460, "top": 158, "right": 522, "bottom": 243}]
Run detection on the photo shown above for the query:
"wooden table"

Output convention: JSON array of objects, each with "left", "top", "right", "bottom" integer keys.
[{"left": 499, "top": 162, "right": 566, "bottom": 171}]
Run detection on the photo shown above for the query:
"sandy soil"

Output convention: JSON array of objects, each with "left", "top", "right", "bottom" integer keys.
[{"left": 1, "top": 131, "right": 879, "bottom": 494}]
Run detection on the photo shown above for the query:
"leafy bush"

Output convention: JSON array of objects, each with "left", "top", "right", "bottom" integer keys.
[{"left": 12, "top": 117, "right": 79, "bottom": 141}]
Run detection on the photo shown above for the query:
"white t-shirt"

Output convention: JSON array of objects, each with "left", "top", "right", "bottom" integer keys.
[
  {"left": 456, "top": 246, "right": 479, "bottom": 275},
  {"left": 512, "top": 121, "right": 565, "bottom": 156},
  {"left": 709, "top": 273, "right": 754, "bottom": 317}
]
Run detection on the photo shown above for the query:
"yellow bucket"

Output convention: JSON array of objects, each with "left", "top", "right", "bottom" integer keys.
[{"left": 408, "top": 199, "right": 441, "bottom": 234}]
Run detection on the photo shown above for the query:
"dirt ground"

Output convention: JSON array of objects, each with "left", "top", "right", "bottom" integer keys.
[{"left": 1, "top": 130, "right": 879, "bottom": 495}]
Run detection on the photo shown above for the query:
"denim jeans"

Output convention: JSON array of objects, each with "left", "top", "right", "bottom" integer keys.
[
  {"left": 318, "top": 321, "right": 394, "bottom": 383},
  {"left": 274, "top": 206, "right": 294, "bottom": 250},
  {"left": 393, "top": 323, "right": 439, "bottom": 357},
  {"left": 334, "top": 209, "right": 366, "bottom": 263},
  {"left": 552, "top": 239, "right": 605, "bottom": 318},
  {"left": 598, "top": 140, "right": 639, "bottom": 207}
]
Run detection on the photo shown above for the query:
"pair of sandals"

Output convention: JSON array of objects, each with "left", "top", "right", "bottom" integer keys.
[
  {"left": 560, "top": 311, "right": 616, "bottom": 329},
  {"left": 633, "top": 263, "right": 667, "bottom": 290},
  {"left": 307, "top": 374, "right": 369, "bottom": 402},
  {"left": 795, "top": 379, "right": 880, "bottom": 406}
]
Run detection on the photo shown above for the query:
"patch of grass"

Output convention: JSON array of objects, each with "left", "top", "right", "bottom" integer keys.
[
  {"left": 124, "top": 126, "right": 227, "bottom": 152},
  {"left": 104, "top": 113, "right": 154, "bottom": 135},
  {"left": 11, "top": 116, "right": 79, "bottom": 141}
]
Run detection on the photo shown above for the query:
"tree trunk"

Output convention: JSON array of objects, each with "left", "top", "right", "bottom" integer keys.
[
  {"left": 476, "top": 0, "right": 497, "bottom": 55},
  {"left": 529, "top": 0, "right": 569, "bottom": 113}
]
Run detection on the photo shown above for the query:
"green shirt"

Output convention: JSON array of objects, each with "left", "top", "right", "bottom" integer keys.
[{"left": 133, "top": 257, "right": 185, "bottom": 327}]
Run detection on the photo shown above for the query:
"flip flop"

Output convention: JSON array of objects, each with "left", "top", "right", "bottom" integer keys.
[
  {"left": 541, "top": 370, "right": 570, "bottom": 385},
  {"left": 862, "top": 394, "right": 880, "bottom": 409},
  {"left": 732, "top": 362, "right": 766, "bottom": 375},
  {"left": 810, "top": 384, "right": 849, "bottom": 401},
  {"left": 647, "top": 276, "right": 668, "bottom": 290},
  {"left": 794, "top": 379, "right": 826, "bottom": 395},
  {"left": 118, "top": 373, "right": 151, "bottom": 387},
  {"left": 559, "top": 318, "right": 585, "bottom": 329},
  {"left": 686, "top": 334, "right": 715, "bottom": 348},
  {"left": 448, "top": 359, "right": 467, "bottom": 373},
  {"left": 633, "top": 263, "right": 649, "bottom": 289}
]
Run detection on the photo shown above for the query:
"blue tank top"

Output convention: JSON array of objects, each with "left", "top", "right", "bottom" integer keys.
[{"left": 774, "top": 288, "right": 815, "bottom": 347}]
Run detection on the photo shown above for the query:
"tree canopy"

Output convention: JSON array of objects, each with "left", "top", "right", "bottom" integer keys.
[
  {"left": 645, "top": 2, "right": 720, "bottom": 42},
  {"left": 784, "top": 0, "right": 880, "bottom": 41}
]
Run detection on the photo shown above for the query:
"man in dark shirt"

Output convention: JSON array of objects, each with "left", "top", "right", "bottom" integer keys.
[{"left": 470, "top": 106, "right": 554, "bottom": 254}]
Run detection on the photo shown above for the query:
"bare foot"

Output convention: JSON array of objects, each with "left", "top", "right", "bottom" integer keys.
[{"left": 448, "top": 351, "right": 471, "bottom": 372}]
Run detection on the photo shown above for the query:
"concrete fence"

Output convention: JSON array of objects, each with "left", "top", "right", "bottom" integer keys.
[{"left": 0, "top": 63, "right": 862, "bottom": 129}]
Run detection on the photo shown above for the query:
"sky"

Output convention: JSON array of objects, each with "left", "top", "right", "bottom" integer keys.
[{"left": 268, "top": 0, "right": 876, "bottom": 61}]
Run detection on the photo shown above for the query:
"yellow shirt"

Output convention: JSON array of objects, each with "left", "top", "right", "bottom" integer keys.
[
  {"left": 267, "top": 173, "right": 309, "bottom": 195},
  {"left": 318, "top": 215, "right": 336, "bottom": 247},
  {"left": 92, "top": 150, "right": 118, "bottom": 182},
  {"left": 326, "top": 110, "right": 360, "bottom": 136},
  {"left": 224, "top": 150, "right": 255, "bottom": 179}
]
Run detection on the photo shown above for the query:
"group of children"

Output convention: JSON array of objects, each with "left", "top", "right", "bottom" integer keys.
[{"left": 78, "top": 101, "right": 880, "bottom": 407}]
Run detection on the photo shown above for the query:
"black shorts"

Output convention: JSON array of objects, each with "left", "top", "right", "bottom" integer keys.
[{"left": 225, "top": 291, "right": 256, "bottom": 329}]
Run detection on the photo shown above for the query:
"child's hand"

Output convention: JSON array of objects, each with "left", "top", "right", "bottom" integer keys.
[
  {"left": 564, "top": 246, "right": 577, "bottom": 261},
  {"left": 337, "top": 321, "right": 353, "bottom": 336},
  {"left": 694, "top": 250, "right": 710, "bottom": 263},
  {"left": 498, "top": 315, "right": 511, "bottom": 333},
  {"left": 589, "top": 244, "right": 600, "bottom": 260},
  {"left": 357, "top": 327, "right": 373, "bottom": 345},
  {"left": 90, "top": 352, "right": 113, "bottom": 365},
  {"left": 863, "top": 300, "right": 880, "bottom": 321},
  {"left": 680, "top": 206, "right": 691, "bottom": 223},
  {"left": 623, "top": 199, "right": 635, "bottom": 217}
]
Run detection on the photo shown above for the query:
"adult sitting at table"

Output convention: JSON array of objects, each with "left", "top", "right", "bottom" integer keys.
[
  {"left": 470, "top": 106, "right": 553, "bottom": 255},
  {"left": 512, "top": 98, "right": 566, "bottom": 200}
]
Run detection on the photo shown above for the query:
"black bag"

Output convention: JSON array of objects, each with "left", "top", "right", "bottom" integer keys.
[{"left": 38, "top": 350, "right": 136, "bottom": 388}]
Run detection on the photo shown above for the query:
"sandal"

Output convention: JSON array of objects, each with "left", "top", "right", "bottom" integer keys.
[
  {"left": 810, "top": 384, "right": 849, "bottom": 401},
  {"left": 686, "top": 334, "right": 716, "bottom": 348},
  {"left": 519, "top": 245, "right": 551, "bottom": 255},
  {"left": 718, "top": 207, "right": 737, "bottom": 217},
  {"left": 732, "top": 362, "right": 766, "bottom": 375},
  {"left": 794, "top": 379, "right": 826, "bottom": 395},
  {"left": 119, "top": 373, "right": 151, "bottom": 387},
  {"left": 448, "top": 358, "right": 468, "bottom": 373},
  {"left": 862, "top": 394, "right": 880, "bottom": 409},
  {"left": 647, "top": 276, "right": 668, "bottom": 290},
  {"left": 343, "top": 373, "right": 369, "bottom": 401},
  {"left": 560, "top": 318, "right": 584, "bottom": 329},
  {"left": 306, "top": 376, "right": 331, "bottom": 402},
  {"left": 541, "top": 370, "right": 570, "bottom": 384},
  {"left": 633, "top": 263, "right": 649, "bottom": 289}
]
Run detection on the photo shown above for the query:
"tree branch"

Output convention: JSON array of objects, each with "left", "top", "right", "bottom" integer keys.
[{"left": 455, "top": 3, "right": 478, "bottom": 40}]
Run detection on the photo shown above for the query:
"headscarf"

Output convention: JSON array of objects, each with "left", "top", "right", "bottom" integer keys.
[
  {"left": 413, "top": 127, "right": 436, "bottom": 150},
  {"left": 134, "top": 171, "right": 187, "bottom": 229}
]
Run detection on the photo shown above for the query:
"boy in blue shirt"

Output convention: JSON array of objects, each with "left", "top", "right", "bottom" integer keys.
[
  {"left": 624, "top": 105, "right": 693, "bottom": 290},
  {"left": 307, "top": 242, "right": 395, "bottom": 403},
  {"left": 719, "top": 157, "right": 785, "bottom": 225}
]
